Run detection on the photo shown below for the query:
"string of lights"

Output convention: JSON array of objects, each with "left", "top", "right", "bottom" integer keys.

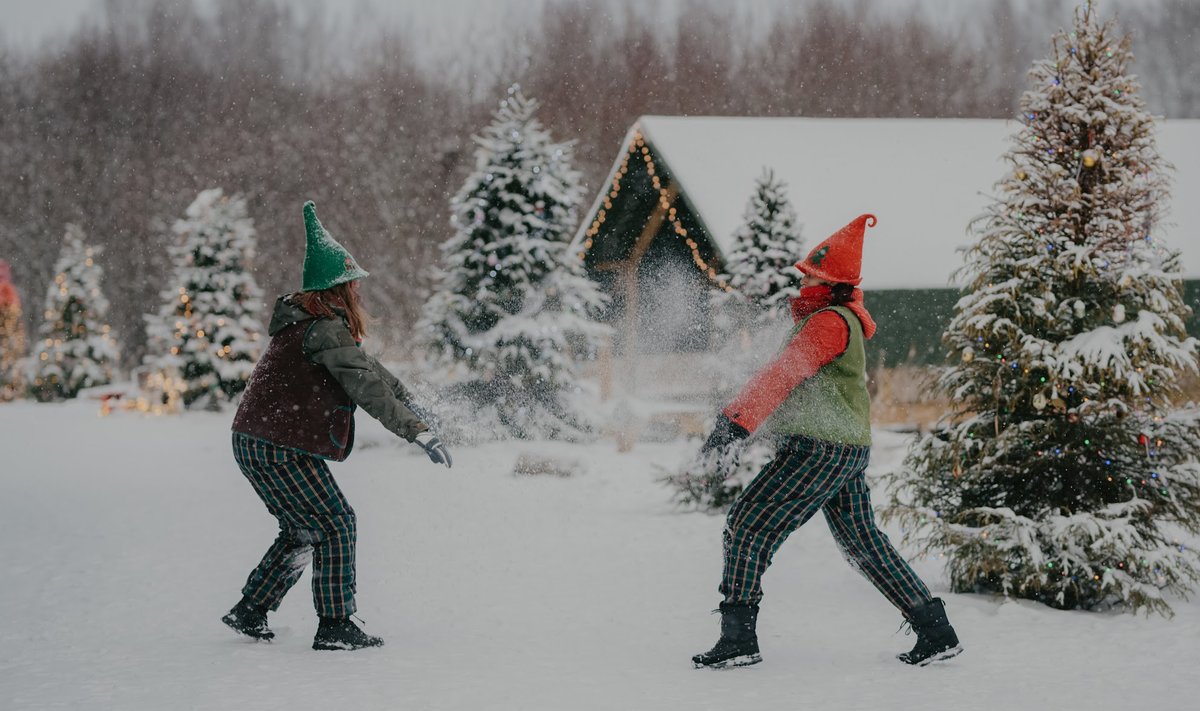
[{"left": 579, "top": 127, "right": 731, "bottom": 292}]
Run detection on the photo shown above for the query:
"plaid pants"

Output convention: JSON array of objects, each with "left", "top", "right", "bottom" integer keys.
[
  {"left": 721, "top": 435, "right": 931, "bottom": 615},
  {"left": 232, "top": 433, "right": 357, "bottom": 617}
]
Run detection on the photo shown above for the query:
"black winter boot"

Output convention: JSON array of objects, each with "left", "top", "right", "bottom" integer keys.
[
  {"left": 221, "top": 597, "right": 274, "bottom": 641},
  {"left": 898, "top": 598, "right": 962, "bottom": 665},
  {"left": 312, "top": 616, "right": 384, "bottom": 651},
  {"left": 692, "top": 602, "right": 762, "bottom": 669}
]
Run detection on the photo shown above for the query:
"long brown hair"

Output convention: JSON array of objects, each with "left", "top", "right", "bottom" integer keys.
[
  {"left": 830, "top": 283, "right": 856, "bottom": 305},
  {"left": 295, "top": 280, "right": 369, "bottom": 341}
]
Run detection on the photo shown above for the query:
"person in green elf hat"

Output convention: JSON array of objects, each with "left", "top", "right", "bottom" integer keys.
[{"left": 224, "top": 200, "right": 451, "bottom": 651}]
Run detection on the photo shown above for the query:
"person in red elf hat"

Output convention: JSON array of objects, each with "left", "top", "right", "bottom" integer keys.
[{"left": 692, "top": 214, "right": 962, "bottom": 669}]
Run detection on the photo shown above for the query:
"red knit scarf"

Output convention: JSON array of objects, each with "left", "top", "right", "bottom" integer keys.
[{"left": 790, "top": 285, "right": 877, "bottom": 339}]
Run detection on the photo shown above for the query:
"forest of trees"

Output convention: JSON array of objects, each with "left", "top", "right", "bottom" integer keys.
[{"left": 1, "top": 0, "right": 1197, "bottom": 362}]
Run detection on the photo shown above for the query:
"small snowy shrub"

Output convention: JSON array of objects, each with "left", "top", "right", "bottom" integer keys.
[
  {"left": 512, "top": 452, "right": 585, "bottom": 478},
  {"left": 663, "top": 438, "right": 775, "bottom": 512}
]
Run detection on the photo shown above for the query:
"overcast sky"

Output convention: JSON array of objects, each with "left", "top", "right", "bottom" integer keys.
[
  {"left": 0, "top": 0, "right": 1023, "bottom": 50},
  {"left": 0, "top": 0, "right": 957, "bottom": 47},
  {"left": 0, "top": 0, "right": 553, "bottom": 52},
  {"left": 1, "top": 0, "right": 94, "bottom": 48}
]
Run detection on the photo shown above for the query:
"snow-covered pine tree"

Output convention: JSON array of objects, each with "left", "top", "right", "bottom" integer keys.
[
  {"left": 0, "top": 259, "right": 27, "bottom": 401},
  {"left": 418, "top": 85, "right": 609, "bottom": 441},
  {"left": 144, "top": 189, "right": 264, "bottom": 410},
  {"left": 885, "top": 3, "right": 1200, "bottom": 615},
  {"left": 667, "top": 169, "right": 807, "bottom": 510},
  {"left": 27, "top": 225, "right": 120, "bottom": 401},
  {"left": 717, "top": 167, "right": 806, "bottom": 324}
]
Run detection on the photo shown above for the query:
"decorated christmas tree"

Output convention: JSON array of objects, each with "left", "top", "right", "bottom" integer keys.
[
  {"left": 143, "top": 189, "right": 264, "bottom": 410},
  {"left": 28, "top": 225, "right": 120, "bottom": 401},
  {"left": 0, "top": 259, "right": 27, "bottom": 401},
  {"left": 885, "top": 4, "right": 1200, "bottom": 615},
  {"left": 418, "top": 85, "right": 609, "bottom": 440},
  {"left": 666, "top": 169, "right": 807, "bottom": 510}
]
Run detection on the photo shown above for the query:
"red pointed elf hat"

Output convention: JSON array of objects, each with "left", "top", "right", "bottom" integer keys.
[{"left": 795, "top": 214, "right": 876, "bottom": 286}]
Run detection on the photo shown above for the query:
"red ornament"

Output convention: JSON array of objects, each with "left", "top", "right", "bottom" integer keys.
[{"left": 1138, "top": 433, "right": 1149, "bottom": 447}]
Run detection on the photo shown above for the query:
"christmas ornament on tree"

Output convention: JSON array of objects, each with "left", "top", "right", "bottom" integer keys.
[
  {"left": 28, "top": 225, "right": 120, "bottom": 401},
  {"left": 143, "top": 189, "right": 264, "bottom": 411},
  {"left": 885, "top": 3, "right": 1200, "bottom": 616}
]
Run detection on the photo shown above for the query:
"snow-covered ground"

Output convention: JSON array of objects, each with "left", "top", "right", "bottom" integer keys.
[{"left": 2, "top": 400, "right": 1198, "bottom": 711}]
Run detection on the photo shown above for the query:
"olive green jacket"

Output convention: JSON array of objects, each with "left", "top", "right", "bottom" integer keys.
[{"left": 275, "top": 296, "right": 427, "bottom": 443}]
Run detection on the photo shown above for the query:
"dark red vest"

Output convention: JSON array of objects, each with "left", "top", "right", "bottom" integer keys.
[{"left": 232, "top": 320, "right": 355, "bottom": 461}]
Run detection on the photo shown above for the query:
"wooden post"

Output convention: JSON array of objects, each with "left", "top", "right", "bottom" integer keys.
[{"left": 598, "top": 337, "right": 613, "bottom": 402}]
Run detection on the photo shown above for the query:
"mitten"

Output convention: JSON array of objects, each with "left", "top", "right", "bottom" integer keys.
[
  {"left": 700, "top": 413, "right": 750, "bottom": 455},
  {"left": 414, "top": 431, "right": 453, "bottom": 468}
]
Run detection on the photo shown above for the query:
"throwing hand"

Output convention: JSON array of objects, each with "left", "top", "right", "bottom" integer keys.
[{"left": 415, "top": 431, "right": 453, "bottom": 468}]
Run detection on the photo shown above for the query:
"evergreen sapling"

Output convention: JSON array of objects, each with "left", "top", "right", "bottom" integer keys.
[
  {"left": 28, "top": 225, "right": 119, "bottom": 401},
  {"left": 144, "top": 189, "right": 264, "bottom": 410},
  {"left": 716, "top": 167, "right": 806, "bottom": 327}
]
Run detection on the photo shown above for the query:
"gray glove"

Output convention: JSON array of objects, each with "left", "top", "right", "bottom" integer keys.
[{"left": 414, "top": 431, "right": 452, "bottom": 468}]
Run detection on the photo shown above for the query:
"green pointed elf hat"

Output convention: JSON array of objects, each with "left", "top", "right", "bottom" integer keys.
[{"left": 301, "top": 201, "right": 369, "bottom": 291}]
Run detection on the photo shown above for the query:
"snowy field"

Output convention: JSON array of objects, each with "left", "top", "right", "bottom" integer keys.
[{"left": 2, "top": 400, "right": 1198, "bottom": 711}]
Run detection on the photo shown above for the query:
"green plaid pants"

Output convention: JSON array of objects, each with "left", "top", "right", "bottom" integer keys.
[
  {"left": 233, "top": 433, "right": 357, "bottom": 617},
  {"left": 721, "top": 435, "right": 931, "bottom": 615}
]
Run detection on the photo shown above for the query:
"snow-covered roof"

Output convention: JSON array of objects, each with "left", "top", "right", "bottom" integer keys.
[{"left": 575, "top": 116, "right": 1200, "bottom": 289}]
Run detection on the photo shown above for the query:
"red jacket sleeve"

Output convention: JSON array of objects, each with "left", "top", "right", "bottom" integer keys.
[{"left": 723, "top": 310, "right": 850, "bottom": 433}]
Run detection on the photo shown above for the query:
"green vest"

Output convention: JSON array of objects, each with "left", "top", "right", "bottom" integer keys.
[{"left": 763, "top": 305, "right": 872, "bottom": 446}]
